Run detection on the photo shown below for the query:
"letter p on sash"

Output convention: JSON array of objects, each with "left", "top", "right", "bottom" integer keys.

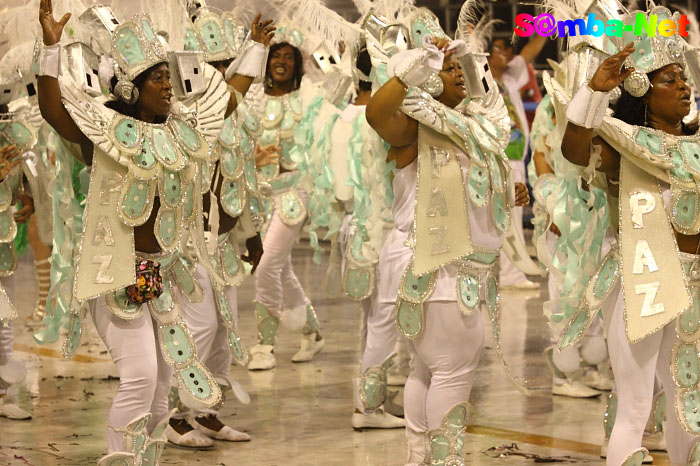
[{"left": 630, "top": 191, "right": 656, "bottom": 228}]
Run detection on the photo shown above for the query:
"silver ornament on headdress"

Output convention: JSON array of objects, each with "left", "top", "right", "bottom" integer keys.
[
  {"left": 113, "top": 63, "right": 139, "bottom": 104},
  {"left": 623, "top": 69, "right": 650, "bottom": 98}
]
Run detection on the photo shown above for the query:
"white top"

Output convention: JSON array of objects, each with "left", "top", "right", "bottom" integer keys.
[
  {"left": 377, "top": 147, "right": 505, "bottom": 304},
  {"left": 501, "top": 55, "right": 530, "bottom": 160}
]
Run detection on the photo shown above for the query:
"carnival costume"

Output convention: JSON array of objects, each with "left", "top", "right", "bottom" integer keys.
[
  {"left": 543, "top": 0, "right": 700, "bottom": 463},
  {"left": 162, "top": 5, "right": 268, "bottom": 447},
  {"left": 365, "top": 4, "right": 536, "bottom": 463},
  {"left": 33, "top": 5, "right": 233, "bottom": 463}
]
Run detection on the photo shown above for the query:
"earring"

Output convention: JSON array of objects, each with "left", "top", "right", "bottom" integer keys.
[{"left": 265, "top": 76, "right": 274, "bottom": 88}]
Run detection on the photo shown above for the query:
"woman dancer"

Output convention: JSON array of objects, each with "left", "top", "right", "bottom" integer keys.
[
  {"left": 558, "top": 5, "right": 700, "bottom": 464},
  {"left": 365, "top": 8, "right": 530, "bottom": 464}
]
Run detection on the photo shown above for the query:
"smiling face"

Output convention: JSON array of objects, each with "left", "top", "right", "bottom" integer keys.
[
  {"left": 137, "top": 63, "right": 172, "bottom": 119},
  {"left": 268, "top": 44, "right": 297, "bottom": 86},
  {"left": 437, "top": 57, "right": 467, "bottom": 108},
  {"left": 646, "top": 64, "right": 692, "bottom": 125}
]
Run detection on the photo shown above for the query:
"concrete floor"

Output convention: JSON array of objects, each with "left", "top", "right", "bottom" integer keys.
[{"left": 0, "top": 243, "right": 672, "bottom": 466}]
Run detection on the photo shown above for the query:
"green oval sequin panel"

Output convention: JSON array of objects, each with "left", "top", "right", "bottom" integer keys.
[
  {"left": 487, "top": 154, "right": 504, "bottom": 188},
  {"left": 396, "top": 299, "right": 423, "bottom": 338},
  {"left": 221, "top": 242, "right": 241, "bottom": 278},
  {"left": 635, "top": 128, "right": 662, "bottom": 154},
  {"left": 361, "top": 369, "right": 386, "bottom": 410},
  {"left": 121, "top": 180, "right": 150, "bottom": 219},
  {"left": 201, "top": 19, "right": 226, "bottom": 53},
  {"left": 178, "top": 365, "right": 213, "bottom": 399},
  {"left": 115, "top": 28, "right": 145, "bottom": 66},
  {"left": 134, "top": 138, "right": 157, "bottom": 170},
  {"left": 157, "top": 210, "right": 178, "bottom": 247},
  {"left": 681, "top": 141, "right": 700, "bottom": 169},
  {"left": 216, "top": 292, "right": 234, "bottom": 325},
  {"left": 140, "top": 19, "right": 156, "bottom": 41},
  {"left": 428, "top": 434, "right": 451, "bottom": 463},
  {"left": 113, "top": 288, "right": 141, "bottom": 315},
  {"left": 457, "top": 274, "right": 480, "bottom": 312},
  {"left": 674, "top": 191, "right": 698, "bottom": 230},
  {"left": 161, "top": 170, "right": 182, "bottom": 207},
  {"left": 220, "top": 147, "right": 240, "bottom": 178},
  {"left": 244, "top": 159, "right": 258, "bottom": 192},
  {"left": 184, "top": 27, "right": 199, "bottom": 51},
  {"left": 239, "top": 127, "right": 252, "bottom": 155},
  {"left": 114, "top": 118, "right": 140, "bottom": 149},
  {"left": 677, "top": 344, "right": 699, "bottom": 388},
  {"left": 671, "top": 149, "right": 693, "bottom": 181},
  {"left": 0, "top": 243, "right": 16, "bottom": 273},
  {"left": 0, "top": 213, "right": 13, "bottom": 239},
  {"left": 680, "top": 292, "right": 700, "bottom": 336},
  {"left": 344, "top": 268, "right": 371, "bottom": 300},
  {"left": 400, "top": 264, "right": 435, "bottom": 303},
  {"left": 152, "top": 128, "right": 178, "bottom": 165},
  {"left": 486, "top": 276, "right": 498, "bottom": 313},
  {"left": 264, "top": 98, "right": 282, "bottom": 124},
  {"left": 7, "top": 122, "right": 33, "bottom": 148},
  {"left": 219, "top": 117, "right": 235, "bottom": 146},
  {"left": 491, "top": 191, "right": 509, "bottom": 232},
  {"left": 152, "top": 280, "right": 174, "bottom": 315},
  {"left": 161, "top": 324, "right": 193, "bottom": 364},
  {"left": 172, "top": 118, "right": 200, "bottom": 152},
  {"left": 446, "top": 404, "right": 468, "bottom": 434},
  {"left": 468, "top": 163, "right": 489, "bottom": 207},
  {"left": 280, "top": 110, "right": 296, "bottom": 131},
  {"left": 222, "top": 181, "right": 244, "bottom": 217},
  {"left": 174, "top": 262, "right": 196, "bottom": 296},
  {"left": 278, "top": 191, "right": 304, "bottom": 224},
  {"left": 593, "top": 254, "right": 619, "bottom": 299},
  {"left": 228, "top": 329, "right": 246, "bottom": 362},
  {"left": 680, "top": 389, "right": 700, "bottom": 434},
  {"left": 183, "top": 184, "right": 195, "bottom": 222}
]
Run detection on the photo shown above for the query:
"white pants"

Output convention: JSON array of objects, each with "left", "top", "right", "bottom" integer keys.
[
  {"left": 0, "top": 276, "right": 16, "bottom": 395},
  {"left": 179, "top": 264, "right": 233, "bottom": 416},
  {"left": 91, "top": 298, "right": 173, "bottom": 453},
  {"left": 181, "top": 264, "right": 232, "bottom": 380},
  {"left": 255, "top": 191, "right": 310, "bottom": 317},
  {"left": 499, "top": 160, "right": 528, "bottom": 286},
  {"left": 605, "top": 287, "right": 696, "bottom": 465},
  {"left": 404, "top": 302, "right": 484, "bottom": 458},
  {"left": 360, "top": 298, "right": 399, "bottom": 373}
]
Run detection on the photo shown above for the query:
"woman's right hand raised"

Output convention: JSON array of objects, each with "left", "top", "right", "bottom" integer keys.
[
  {"left": 589, "top": 42, "right": 635, "bottom": 92},
  {"left": 39, "top": 0, "right": 71, "bottom": 46}
]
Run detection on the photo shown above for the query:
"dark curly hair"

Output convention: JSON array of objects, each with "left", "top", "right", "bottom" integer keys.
[
  {"left": 265, "top": 42, "right": 304, "bottom": 91},
  {"left": 613, "top": 68, "right": 696, "bottom": 134},
  {"left": 105, "top": 62, "right": 167, "bottom": 124}
]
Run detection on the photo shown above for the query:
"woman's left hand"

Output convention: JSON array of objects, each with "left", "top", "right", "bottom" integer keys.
[
  {"left": 515, "top": 182, "right": 530, "bottom": 207},
  {"left": 250, "top": 14, "right": 275, "bottom": 46},
  {"left": 14, "top": 194, "right": 34, "bottom": 223}
]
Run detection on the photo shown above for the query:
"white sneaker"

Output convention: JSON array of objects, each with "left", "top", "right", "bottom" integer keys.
[
  {"left": 600, "top": 440, "right": 654, "bottom": 463},
  {"left": 193, "top": 418, "right": 251, "bottom": 442},
  {"left": 248, "top": 344, "right": 276, "bottom": 371},
  {"left": 0, "top": 399, "right": 31, "bottom": 420},
  {"left": 351, "top": 410, "right": 405, "bottom": 429},
  {"left": 166, "top": 425, "right": 215, "bottom": 450},
  {"left": 291, "top": 334, "right": 324, "bottom": 362},
  {"left": 552, "top": 380, "right": 601, "bottom": 398},
  {"left": 581, "top": 369, "right": 614, "bottom": 391},
  {"left": 642, "top": 431, "right": 666, "bottom": 452},
  {"left": 500, "top": 279, "right": 540, "bottom": 290}
]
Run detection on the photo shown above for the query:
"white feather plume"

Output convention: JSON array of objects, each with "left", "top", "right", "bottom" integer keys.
[
  {"left": 0, "top": 0, "right": 42, "bottom": 49},
  {"left": 276, "top": 0, "right": 363, "bottom": 51},
  {"left": 372, "top": 0, "right": 415, "bottom": 20},
  {"left": 0, "top": 41, "right": 34, "bottom": 83},
  {"left": 230, "top": 0, "right": 268, "bottom": 26},
  {"left": 351, "top": 0, "right": 375, "bottom": 16},
  {"left": 456, "top": 0, "right": 500, "bottom": 53}
]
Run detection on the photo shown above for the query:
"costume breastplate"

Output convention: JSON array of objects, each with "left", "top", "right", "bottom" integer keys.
[{"left": 258, "top": 90, "right": 303, "bottom": 174}]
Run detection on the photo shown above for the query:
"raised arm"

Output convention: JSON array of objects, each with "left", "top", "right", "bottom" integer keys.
[
  {"left": 562, "top": 43, "right": 635, "bottom": 176},
  {"left": 365, "top": 77, "right": 417, "bottom": 148},
  {"left": 37, "top": 0, "right": 91, "bottom": 152},
  {"left": 519, "top": 35, "right": 547, "bottom": 65},
  {"left": 224, "top": 15, "right": 275, "bottom": 116}
]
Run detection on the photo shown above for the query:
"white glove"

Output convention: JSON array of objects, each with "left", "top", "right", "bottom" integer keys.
[
  {"left": 566, "top": 84, "right": 610, "bottom": 130},
  {"left": 225, "top": 38, "right": 267, "bottom": 81},
  {"left": 387, "top": 35, "right": 444, "bottom": 88}
]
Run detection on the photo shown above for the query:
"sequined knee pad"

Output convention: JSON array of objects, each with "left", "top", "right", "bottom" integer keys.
[
  {"left": 99, "top": 411, "right": 174, "bottom": 466},
  {"left": 358, "top": 355, "right": 395, "bottom": 412},
  {"left": 425, "top": 402, "right": 471, "bottom": 466},
  {"left": 254, "top": 301, "right": 279, "bottom": 345},
  {"left": 301, "top": 304, "right": 320, "bottom": 335},
  {"left": 618, "top": 448, "right": 648, "bottom": 466}
]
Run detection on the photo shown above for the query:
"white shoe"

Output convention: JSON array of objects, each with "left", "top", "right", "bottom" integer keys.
[
  {"left": 642, "top": 431, "right": 666, "bottom": 452},
  {"left": 500, "top": 279, "right": 540, "bottom": 290},
  {"left": 248, "top": 344, "right": 276, "bottom": 371},
  {"left": 581, "top": 369, "right": 614, "bottom": 391},
  {"left": 0, "top": 399, "right": 31, "bottom": 420},
  {"left": 552, "top": 380, "right": 601, "bottom": 398},
  {"left": 166, "top": 425, "right": 215, "bottom": 450},
  {"left": 352, "top": 410, "right": 405, "bottom": 429},
  {"left": 600, "top": 440, "right": 654, "bottom": 463},
  {"left": 291, "top": 334, "right": 324, "bottom": 362},
  {"left": 193, "top": 419, "right": 251, "bottom": 442}
]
